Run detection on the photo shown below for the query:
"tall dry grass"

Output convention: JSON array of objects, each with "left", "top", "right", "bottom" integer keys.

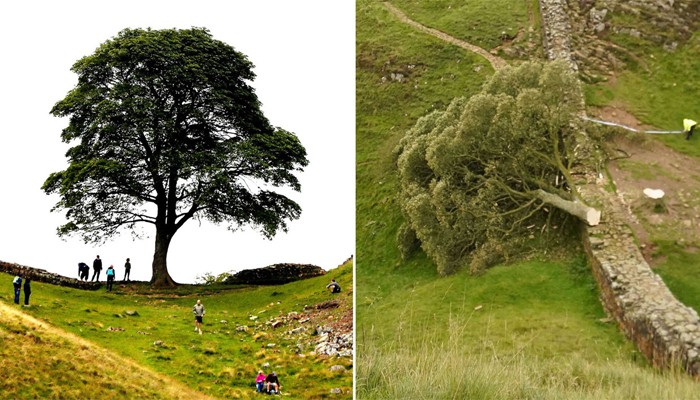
[{"left": 357, "top": 314, "right": 698, "bottom": 399}]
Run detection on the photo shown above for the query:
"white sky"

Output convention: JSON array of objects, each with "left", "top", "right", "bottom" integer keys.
[{"left": 0, "top": 1, "right": 355, "bottom": 283}]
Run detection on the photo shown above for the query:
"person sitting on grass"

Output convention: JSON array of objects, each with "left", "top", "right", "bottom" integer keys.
[
  {"left": 326, "top": 279, "right": 341, "bottom": 293},
  {"left": 265, "top": 371, "right": 281, "bottom": 394},
  {"left": 255, "top": 370, "right": 266, "bottom": 392}
]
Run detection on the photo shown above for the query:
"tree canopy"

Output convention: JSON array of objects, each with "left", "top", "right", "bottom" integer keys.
[
  {"left": 43, "top": 27, "right": 308, "bottom": 286},
  {"left": 395, "top": 61, "right": 597, "bottom": 275}
]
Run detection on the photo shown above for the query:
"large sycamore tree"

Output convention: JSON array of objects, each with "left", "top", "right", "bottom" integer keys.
[
  {"left": 43, "top": 28, "right": 308, "bottom": 287},
  {"left": 395, "top": 61, "right": 600, "bottom": 276}
]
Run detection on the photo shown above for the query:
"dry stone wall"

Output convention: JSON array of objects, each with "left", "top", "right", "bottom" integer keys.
[
  {"left": 0, "top": 260, "right": 101, "bottom": 290},
  {"left": 567, "top": 0, "right": 699, "bottom": 80},
  {"left": 539, "top": 0, "right": 700, "bottom": 375},
  {"left": 224, "top": 263, "right": 326, "bottom": 285}
]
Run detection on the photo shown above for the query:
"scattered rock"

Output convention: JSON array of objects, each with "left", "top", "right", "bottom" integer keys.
[
  {"left": 329, "top": 365, "right": 346, "bottom": 372},
  {"left": 154, "top": 340, "right": 163, "bottom": 346},
  {"left": 271, "top": 321, "right": 284, "bottom": 329},
  {"left": 125, "top": 310, "right": 139, "bottom": 316},
  {"left": 107, "top": 326, "right": 125, "bottom": 332},
  {"left": 314, "top": 301, "right": 339, "bottom": 310}
]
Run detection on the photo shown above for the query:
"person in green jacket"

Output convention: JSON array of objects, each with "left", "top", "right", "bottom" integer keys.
[{"left": 684, "top": 118, "right": 697, "bottom": 140}]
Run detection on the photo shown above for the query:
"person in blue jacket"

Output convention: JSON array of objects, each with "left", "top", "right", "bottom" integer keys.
[
  {"left": 106, "top": 265, "right": 116, "bottom": 291},
  {"left": 12, "top": 275, "right": 22, "bottom": 304}
]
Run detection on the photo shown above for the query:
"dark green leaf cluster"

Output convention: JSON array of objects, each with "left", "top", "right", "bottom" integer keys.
[
  {"left": 43, "top": 28, "right": 308, "bottom": 244},
  {"left": 395, "top": 61, "right": 583, "bottom": 275}
]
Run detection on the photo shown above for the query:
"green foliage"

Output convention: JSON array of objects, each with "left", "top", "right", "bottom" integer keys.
[
  {"left": 395, "top": 61, "right": 586, "bottom": 275},
  {"left": 194, "top": 270, "right": 234, "bottom": 285},
  {"left": 396, "top": 222, "right": 420, "bottom": 260},
  {"left": 43, "top": 28, "right": 308, "bottom": 284},
  {"left": 356, "top": 0, "right": 491, "bottom": 284}
]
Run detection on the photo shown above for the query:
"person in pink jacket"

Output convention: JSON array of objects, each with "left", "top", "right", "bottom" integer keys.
[{"left": 255, "top": 370, "right": 266, "bottom": 392}]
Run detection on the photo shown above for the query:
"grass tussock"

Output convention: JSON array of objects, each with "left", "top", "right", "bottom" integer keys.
[{"left": 358, "top": 317, "right": 698, "bottom": 400}]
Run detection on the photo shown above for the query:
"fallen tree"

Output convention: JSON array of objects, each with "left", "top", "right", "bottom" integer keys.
[{"left": 395, "top": 61, "right": 601, "bottom": 275}]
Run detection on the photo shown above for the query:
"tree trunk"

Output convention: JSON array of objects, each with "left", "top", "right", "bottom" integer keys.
[
  {"left": 535, "top": 189, "right": 601, "bottom": 226},
  {"left": 151, "top": 229, "right": 177, "bottom": 287}
]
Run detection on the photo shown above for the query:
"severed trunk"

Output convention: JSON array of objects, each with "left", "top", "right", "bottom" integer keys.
[
  {"left": 535, "top": 189, "right": 601, "bottom": 226},
  {"left": 151, "top": 229, "right": 177, "bottom": 287}
]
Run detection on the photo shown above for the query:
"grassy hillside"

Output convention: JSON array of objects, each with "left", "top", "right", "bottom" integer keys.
[
  {"left": 0, "top": 300, "right": 209, "bottom": 399},
  {"left": 0, "top": 260, "right": 352, "bottom": 399},
  {"left": 357, "top": 1, "right": 700, "bottom": 398}
]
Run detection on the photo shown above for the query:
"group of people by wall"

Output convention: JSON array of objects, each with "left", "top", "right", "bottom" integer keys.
[{"left": 78, "top": 255, "right": 132, "bottom": 291}]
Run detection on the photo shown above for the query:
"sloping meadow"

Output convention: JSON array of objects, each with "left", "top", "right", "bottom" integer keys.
[{"left": 0, "top": 260, "right": 352, "bottom": 399}]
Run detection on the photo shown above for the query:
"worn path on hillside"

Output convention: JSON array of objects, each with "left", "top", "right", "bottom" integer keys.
[
  {"left": 383, "top": 2, "right": 508, "bottom": 71},
  {"left": 0, "top": 301, "right": 213, "bottom": 400}
]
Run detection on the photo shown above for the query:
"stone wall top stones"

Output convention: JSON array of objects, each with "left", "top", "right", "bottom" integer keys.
[{"left": 0, "top": 260, "right": 101, "bottom": 290}]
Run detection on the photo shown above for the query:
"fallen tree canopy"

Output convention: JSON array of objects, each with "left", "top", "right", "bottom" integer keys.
[{"left": 395, "top": 61, "right": 600, "bottom": 275}]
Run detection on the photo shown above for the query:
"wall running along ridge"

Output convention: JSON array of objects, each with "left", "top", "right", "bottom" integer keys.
[
  {"left": 0, "top": 260, "right": 101, "bottom": 290},
  {"left": 539, "top": 0, "right": 700, "bottom": 375}
]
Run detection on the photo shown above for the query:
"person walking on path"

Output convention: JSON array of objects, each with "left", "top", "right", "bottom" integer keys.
[
  {"left": 23, "top": 278, "right": 31, "bottom": 306},
  {"left": 106, "top": 265, "right": 116, "bottom": 291},
  {"left": 12, "top": 275, "right": 22, "bottom": 304},
  {"left": 123, "top": 258, "right": 131, "bottom": 282},
  {"left": 91, "top": 255, "right": 103, "bottom": 282},
  {"left": 326, "top": 279, "right": 341, "bottom": 293},
  {"left": 193, "top": 299, "right": 205, "bottom": 335}
]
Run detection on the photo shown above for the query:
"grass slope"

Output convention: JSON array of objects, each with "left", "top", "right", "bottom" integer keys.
[
  {"left": 357, "top": 0, "right": 700, "bottom": 398},
  {"left": 0, "top": 260, "right": 352, "bottom": 399},
  {"left": 0, "top": 301, "right": 210, "bottom": 400}
]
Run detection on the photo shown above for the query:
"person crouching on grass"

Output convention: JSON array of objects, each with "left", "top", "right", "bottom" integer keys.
[{"left": 193, "top": 299, "right": 205, "bottom": 335}]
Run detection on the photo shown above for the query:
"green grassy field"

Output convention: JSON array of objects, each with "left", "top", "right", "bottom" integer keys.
[
  {"left": 357, "top": 1, "right": 700, "bottom": 398},
  {"left": 585, "top": 32, "right": 700, "bottom": 157},
  {"left": 0, "top": 260, "right": 352, "bottom": 399},
  {"left": 388, "top": 0, "right": 533, "bottom": 51}
]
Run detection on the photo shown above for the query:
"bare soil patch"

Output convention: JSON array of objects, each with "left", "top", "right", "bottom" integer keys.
[{"left": 600, "top": 107, "right": 700, "bottom": 264}]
